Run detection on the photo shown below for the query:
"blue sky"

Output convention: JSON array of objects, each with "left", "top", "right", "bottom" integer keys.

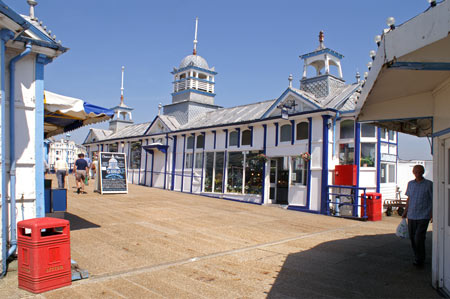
[{"left": 10, "top": 0, "right": 433, "bottom": 160}]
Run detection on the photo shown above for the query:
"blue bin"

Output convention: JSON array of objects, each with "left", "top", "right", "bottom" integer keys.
[{"left": 51, "top": 189, "right": 67, "bottom": 212}]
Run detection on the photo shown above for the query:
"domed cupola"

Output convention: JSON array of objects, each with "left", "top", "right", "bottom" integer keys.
[{"left": 170, "top": 17, "right": 217, "bottom": 106}]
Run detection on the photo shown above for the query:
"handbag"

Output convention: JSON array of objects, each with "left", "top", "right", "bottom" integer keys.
[{"left": 396, "top": 218, "right": 409, "bottom": 239}]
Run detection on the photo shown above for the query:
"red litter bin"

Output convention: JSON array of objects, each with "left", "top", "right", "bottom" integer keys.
[
  {"left": 17, "top": 217, "right": 71, "bottom": 293},
  {"left": 361, "top": 192, "right": 382, "bottom": 221}
]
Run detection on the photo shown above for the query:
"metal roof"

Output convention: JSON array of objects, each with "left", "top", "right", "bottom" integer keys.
[{"left": 178, "top": 100, "right": 276, "bottom": 130}]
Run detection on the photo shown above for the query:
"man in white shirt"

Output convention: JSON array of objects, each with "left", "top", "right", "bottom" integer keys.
[{"left": 55, "top": 157, "right": 69, "bottom": 189}]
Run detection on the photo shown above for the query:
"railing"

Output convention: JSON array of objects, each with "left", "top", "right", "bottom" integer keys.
[{"left": 327, "top": 185, "right": 367, "bottom": 220}]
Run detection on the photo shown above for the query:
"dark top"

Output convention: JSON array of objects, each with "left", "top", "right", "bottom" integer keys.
[{"left": 75, "top": 158, "right": 88, "bottom": 171}]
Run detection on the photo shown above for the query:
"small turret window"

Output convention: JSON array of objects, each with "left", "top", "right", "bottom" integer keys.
[
  {"left": 180, "top": 73, "right": 186, "bottom": 79},
  {"left": 198, "top": 73, "right": 207, "bottom": 80}
]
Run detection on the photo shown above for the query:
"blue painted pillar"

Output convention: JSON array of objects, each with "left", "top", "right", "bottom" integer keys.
[
  {"left": 320, "top": 115, "right": 331, "bottom": 215},
  {"left": 306, "top": 117, "right": 312, "bottom": 210},
  {"left": 171, "top": 135, "right": 177, "bottom": 190},
  {"left": 143, "top": 139, "right": 149, "bottom": 185},
  {"left": 275, "top": 123, "right": 279, "bottom": 146},
  {"left": 376, "top": 127, "right": 381, "bottom": 193},
  {"left": 236, "top": 128, "right": 241, "bottom": 148},
  {"left": 35, "top": 54, "right": 52, "bottom": 218},
  {"left": 249, "top": 126, "right": 254, "bottom": 147},
  {"left": 200, "top": 132, "right": 205, "bottom": 192},
  {"left": 190, "top": 133, "right": 195, "bottom": 193},
  {"left": 262, "top": 124, "right": 267, "bottom": 204},
  {"left": 354, "top": 122, "right": 361, "bottom": 217},
  {"left": 290, "top": 120, "right": 295, "bottom": 145},
  {"left": 212, "top": 130, "right": 216, "bottom": 149},
  {"left": 181, "top": 134, "right": 186, "bottom": 192},
  {"left": 164, "top": 134, "right": 168, "bottom": 189}
]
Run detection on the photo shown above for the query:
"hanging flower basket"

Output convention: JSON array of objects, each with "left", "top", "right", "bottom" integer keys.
[
  {"left": 255, "top": 153, "right": 269, "bottom": 163},
  {"left": 300, "top": 152, "right": 311, "bottom": 162}
]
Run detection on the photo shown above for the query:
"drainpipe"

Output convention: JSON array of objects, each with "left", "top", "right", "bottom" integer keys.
[
  {"left": 8, "top": 43, "right": 32, "bottom": 259},
  {"left": 0, "top": 29, "right": 14, "bottom": 279}
]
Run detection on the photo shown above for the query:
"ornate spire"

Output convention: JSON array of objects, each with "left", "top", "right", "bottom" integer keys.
[
  {"left": 318, "top": 30, "right": 325, "bottom": 50},
  {"left": 120, "top": 66, "right": 125, "bottom": 106},
  {"left": 193, "top": 17, "right": 199, "bottom": 55}
]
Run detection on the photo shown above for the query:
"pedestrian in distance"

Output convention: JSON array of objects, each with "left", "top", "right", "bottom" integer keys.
[
  {"left": 402, "top": 164, "right": 433, "bottom": 267},
  {"left": 74, "top": 153, "right": 89, "bottom": 194},
  {"left": 54, "top": 157, "right": 69, "bottom": 189}
]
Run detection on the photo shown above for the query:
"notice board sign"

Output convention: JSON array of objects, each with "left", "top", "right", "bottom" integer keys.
[{"left": 99, "top": 152, "right": 128, "bottom": 194}]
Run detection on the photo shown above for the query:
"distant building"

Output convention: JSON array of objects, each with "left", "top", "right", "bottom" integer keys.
[
  {"left": 48, "top": 138, "right": 86, "bottom": 171},
  {"left": 84, "top": 26, "right": 398, "bottom": 216}
]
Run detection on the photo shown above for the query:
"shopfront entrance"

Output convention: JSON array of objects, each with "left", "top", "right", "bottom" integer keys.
[{"left": 269, "top": 158, "right": 289, "bottom": 204}]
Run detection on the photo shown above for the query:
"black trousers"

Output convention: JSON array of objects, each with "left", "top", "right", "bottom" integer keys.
[{"left": 407, "top": 219, "right": 430, "bottom": 264}]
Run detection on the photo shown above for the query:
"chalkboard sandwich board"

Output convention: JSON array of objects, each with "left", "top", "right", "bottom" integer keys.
[{"left": 99, "top": 152, "right": 128, "bottom": 194}]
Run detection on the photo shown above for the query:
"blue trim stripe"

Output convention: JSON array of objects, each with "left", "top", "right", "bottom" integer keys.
[
  {"left": 172, "top": 77, "right": 215, "bottom": 84},
  {"left": 388, "top": 61, "right": 450, "bottom": 71},
  {"left": 190, "top": 134, "right": 195, "bottom": 193},
  {"left": 261, "top": 88, "right": 321, "bottom": 119},
  {"left": 224, "top": 129, "right": 228, "bottom": 149},
  {"left": 320, "top": 115, "right": 330, "bottom": 214},
  {"left": 299, "top": 48, "right": 344, "bottom": 60},
  {"left": 181, "top": 135, "right": 186, "bottom": 192},
  {"left": 249, "top": 126, "right": 254, "bottom": 147},
  {"left": 354, "top": 122, "right": 361, "bottom": 216},
  {"left": 171, "top": 136, "right": 177, "bottom": 190},
  {"left": 275, "top": 123, "right": 279, "bottom": 147},
  {"left": 236, "top": 128, "right": 241, "bottom": 148},
  {"left": 35, "top": 55, "right": 47, "bottom": 218},
  {"left": 171, "top": 65, "right": 218, "bottom": 75},
  {"left": 376, "top": 127, "right": 381, "bottom": 193},
  {"left": 171, "top": 89, "right": 216, "bottom": 98},
  {"left": 432, "top": 126, "right": 450, "bottom": 138},
  {"left": 290, "top": 120, "right": 295, "bottom": 145},
  {"left": 306, "top": 117, "right": 312, "bottom": 209}
]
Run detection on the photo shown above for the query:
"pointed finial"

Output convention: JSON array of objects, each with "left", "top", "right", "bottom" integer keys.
[
  {"left": 288, "top": 74, "right": 293, "bottom": 88},
  {"left": 158, "top": 103, "right": 163, "bottom": 115},
  {"left": 120, "top": 66, "right": 125, "bottom": 106},
  {"left": 318, "top": 30, "right": 325, "bottom": 49},
  {"left": 27, "top": 0, "right": 38, "bottom": 20},
  {"left": 193, "top": 17, "right": 199, "bottom": 55},
  {"left": 355, "top": 71, "right": 361, "bottom": 83}
]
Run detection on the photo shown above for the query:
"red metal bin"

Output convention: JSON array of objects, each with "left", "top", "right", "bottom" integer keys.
[
  {"left": 361, "top": 192, "right": 382, "bottom": 221},
  {"left": 17, "top": 217, "right": 71, "bottom": 293}
]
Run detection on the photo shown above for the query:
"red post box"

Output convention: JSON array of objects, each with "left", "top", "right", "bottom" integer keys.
[
  {"left": 361, "top": 192, "right": 382, "bottom": 221},
  {"left": 17, "top": 217, "right": 71, "bottom": 293}
]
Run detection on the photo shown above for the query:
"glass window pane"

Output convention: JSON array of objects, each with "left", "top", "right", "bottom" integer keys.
[
  {"left": 388, "top": 164, "right": 395, "bottom": 183},
  {"left": 381, "top": 163, "right": 387, "bottom": 183},
  {"left": 291, "top": 157, "right": 308, "bottom": 185},
  {"left": 187, "top": 136, "right": 194, "bottom": 149},
  {"left": 130, "top": 142, "right": 141, "bottom": 169},
  {"left": 380, "top": 128, "right": 388, "bottom": 139},
  {"left": 242, "top": 130, "right": 252, "bottom": 146},
  {"left": 280, "top": 124, "right": 292, "bottom": 142},
  {"left": 204, "top": 153, "right": 213, "bottom": 192},
  {"left": 361, "top": 143, "right": 376, "bottom": 167},
  {"left": 196, "top": 135, "right": 205, "bottom": 149},
  {"left": 296, "top": 122, "right": 308, "bottom": 140},
  {"left": 185, "top": 153, "right": 193, "bottom": 168},
  {"left": 244, "top": 152, "right": 264, "bottom": 195},
  {"left": 361, "top": 123, "right": 376, "bottom": 138},
  {"left": 229, "top": 131, "right": 238, "bottom": 146},
  {"left": 214, "top": 152, "right": 224, "bottom": 192},
  {"left": 195, "top": 152, "right": 203, "bottom": 169},
  {"left": 339, "top": 143, "right": 354, "bottom": 165},
  {"left": 109, "top": 143, "right": 118, "bottom": 152},
  {"left": 388, "top": 130, "right": 395, "bottom": 141},
  {"left": 340, "top": 120, "right": 354, "bottom": 139},
  {"left": 227, "top": 152, "right": 243, "bottom": 193}
]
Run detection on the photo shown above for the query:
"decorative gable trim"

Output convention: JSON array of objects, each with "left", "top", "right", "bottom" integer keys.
[{"left": 261, "top": 88, "right": 321, "bottom": 119}]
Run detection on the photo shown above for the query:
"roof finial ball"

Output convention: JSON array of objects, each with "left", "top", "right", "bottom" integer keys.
[
  {"left": 27, "top": 0, "right": 38, "bottom": 21},
  {"left": 318, "top": 30, "right": 325, "bottom": 49},
  {"left": 288, "top": 74, "right": 293, "bottom": 88}
]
